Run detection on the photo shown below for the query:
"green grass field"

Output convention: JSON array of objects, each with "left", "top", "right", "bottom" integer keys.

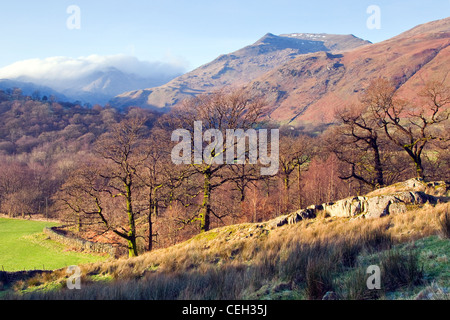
[{"left": 0, "top": 218, "right": 108, "bottom": 271}]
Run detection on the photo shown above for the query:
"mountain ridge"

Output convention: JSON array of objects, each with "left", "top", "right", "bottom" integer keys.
[
  {"left": 112, "top": 17, "right": 450, "bottom": 124},
  {"left": 0, "top": 79, "right": 70, "bottom": 102},
  {"left": 110, "top": 32, "right": 371, "bottom": 110},
  {"left": 249, "top": 17, "right": 450, "bottom": 124}
]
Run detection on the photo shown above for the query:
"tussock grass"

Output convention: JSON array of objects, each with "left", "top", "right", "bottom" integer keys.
[
  {"left": 380, "top": 249, "right": 423, "bottom": 291},
  {"left": 438, "top": 209, "right": 450, "bottom": 239},
  {"left": 4, "top": 202, "right": 449, "bottom": 300}
]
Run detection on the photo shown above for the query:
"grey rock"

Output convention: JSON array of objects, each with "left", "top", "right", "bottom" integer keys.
[
  {"left": 365, "top": 195, "right": 395, "bottom": 218},
  {"left": 265, "top": 179, "right": 443, "bottom": 229},
  {"left": 387, "top": 202, "right": 407, "bottom": 215},
  {"left": 273, "top": 282, "right": 292, "bottom": 292},
  {"left": 323, "top": 196, "right": 366, "bottom": 218},
  {"left": 268, "top": 215, "right": 289, "bottom": 229}
]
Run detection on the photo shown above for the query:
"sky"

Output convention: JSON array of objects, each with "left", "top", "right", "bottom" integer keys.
[{"left": 0, "top": 0, "right": 449, "bottom": 74}]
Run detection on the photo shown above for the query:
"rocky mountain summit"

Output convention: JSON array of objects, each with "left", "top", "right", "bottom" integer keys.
[
  {"left": 111, "top": 33, "right": 370, "bottom": 110},
  {"left": 112, "top": 17, "right": 450, "bottom": 125}
]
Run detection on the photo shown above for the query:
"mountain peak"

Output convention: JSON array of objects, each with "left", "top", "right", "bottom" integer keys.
[{"left": 111, "top": 32, "right": 370, "bottom": 110}]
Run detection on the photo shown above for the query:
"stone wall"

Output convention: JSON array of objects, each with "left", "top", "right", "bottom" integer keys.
[{"left": 43, "top": 227, "right": 117, "bottom": 257}]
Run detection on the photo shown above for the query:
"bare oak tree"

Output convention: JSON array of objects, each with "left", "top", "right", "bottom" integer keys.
[
  {"left": 330, "top": 104, "right": 386, "bottom": 188},
  {"left": 170, "top": 89, "right": 266, "bottom": 232},
  {"left": 364, "top": 78, "right": 450, "bottom": 179},
  {"left": 94, "top": 117, "right": 151, "bottom": 257},
  {"left": 278, "top": 133, "right": 314, "bottom": 210}
]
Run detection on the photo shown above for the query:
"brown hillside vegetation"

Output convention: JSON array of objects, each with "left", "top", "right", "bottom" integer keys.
[
  {"left": 111, "top": 17, "right": 450, "bottom": 127},
  {"left": 3, "top": 178, "right": 449, "bottom": 300},
  {"left": 111, "top": 33, "right": 370, "bottom": 111},
  {"left": 248, "top": 17, "right": 450, "bottom": 124}
]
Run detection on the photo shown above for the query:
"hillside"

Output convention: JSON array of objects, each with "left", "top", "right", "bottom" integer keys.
[
  {"left": 112, "top": 17, "right": 450, "bottom": 125},
  {"left": 246, "top": 17, "right": 450, "bottom": 124},
  {"left": 0, "top": 79, "right": 70, "bottom": 102},
  {"left": 110, "top": 33, "right": 370, "bottom": 110},
  {"left": 0, "top": 56, "right": 184, "bottom": 106},
  {"left": 2, "top": 178, "right": 449, "bottom": 300}
]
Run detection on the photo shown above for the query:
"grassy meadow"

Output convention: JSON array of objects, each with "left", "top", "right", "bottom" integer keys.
[{"left": 0, "top": 218, "right": 109, "bottom": 272}]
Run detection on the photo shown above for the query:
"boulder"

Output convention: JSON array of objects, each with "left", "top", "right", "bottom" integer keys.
[
  {"left": 322, "top": 192, "right": 437, "bottom": 219},
  {"left": 285, "top": 208, "right": 317, "bottom": 225},
  {"left": 287, "top": 211, "right": 301, "bottom": 225},
  {"left": 364, "top": 195, "right": 395, "bottom": 218},
  {"left": 387, "top": 202, "right": 407, "bottom": 215},
  {"left": 414, "top": 283, "right": 449, "bottom": 300},
  {"left": 267, "top": 215, "right": 289, "bottom": 229},
  {"left": 366, "top": 178, "right": 449, "bottom": 198},
  {"left": 323, "top": 196, "right": 366, "bottom": 218}
]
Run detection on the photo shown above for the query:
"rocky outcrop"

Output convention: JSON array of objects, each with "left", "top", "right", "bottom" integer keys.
[
  {"left": 323, "top": 191, "right": 436, "bottom": 219},
  {"left": 268, "top": 207, "right": 317, "bottom": 229},
  {"left": 366, "top": 178, "right": 450, "bottom": 198},
  {"left": 268, "top": 179, "right": 446, "bottom": 229}
]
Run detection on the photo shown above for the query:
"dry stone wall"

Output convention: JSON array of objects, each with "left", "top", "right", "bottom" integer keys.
[{"left": 43, "top": 227, "right": 116, "bottom": 257}]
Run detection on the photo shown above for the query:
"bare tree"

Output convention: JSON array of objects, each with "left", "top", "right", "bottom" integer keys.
[
  {"left": 329, "top": 104, "right": 386, "bottom": 188},
  {"left": 278, "top": 133, "right": 314, "bottom": 210},
  {"left": 365, "top": 78, "right": 450, "bottom": 179},
  {"left": 93, "top": 117, "right": 151, "bottom": 257},
  {"left": 136, "top": 128, "right": 197, "bottom": 251},
  {"left": 169, "top": 89, "right": 266, "bottom": 232}
]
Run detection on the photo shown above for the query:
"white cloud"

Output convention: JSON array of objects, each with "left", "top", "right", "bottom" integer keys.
[
  {"left": 0, "top": 54, "right": 186, "bottom": 86},
  {"left": 0, "top": 54, "right": 188, "bottom": 104}
]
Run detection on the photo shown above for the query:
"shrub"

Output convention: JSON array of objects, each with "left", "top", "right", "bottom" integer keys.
[
  {"left": 361, "top": 225, "right": 393, "bottom": 252},
  {"left": 305, "top": 255, "right": 335, "bottom": 300},
  {"left": 279, "top": 242, "right": 311, "bottom": 284},
  {"left": 338, "top": 267, "right": 380, "bottom": 300},
  {"left": 381, "top": 249, "right": 423, "bottom": 291},
  {"left": 336, "top": 240, "right": 362, "bottom": 268}
]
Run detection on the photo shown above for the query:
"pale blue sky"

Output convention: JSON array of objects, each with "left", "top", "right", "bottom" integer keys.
[{"left": 0, "top": 0, "right": 449, "bottom": 71}]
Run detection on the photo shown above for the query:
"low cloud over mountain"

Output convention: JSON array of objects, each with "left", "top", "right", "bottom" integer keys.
[{"left": 0, "top": 54, "right": 186, "bottom": 105}]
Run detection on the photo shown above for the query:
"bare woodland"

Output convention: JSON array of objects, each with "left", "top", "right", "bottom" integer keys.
[{"left": 0, "top": 79, "right": 448, "bottom": 257}]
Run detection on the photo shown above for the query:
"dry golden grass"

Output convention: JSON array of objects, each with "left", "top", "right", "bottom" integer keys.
[
  {"left": 67, "top": 202, "right": 450, "bottom": 280},
  {"left": 4, "top": 201, "right": 449, "bottom": 300}
]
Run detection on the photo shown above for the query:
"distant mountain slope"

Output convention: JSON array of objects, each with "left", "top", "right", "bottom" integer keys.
[
  {"left": 55, "top": 67, "right": 181, "bottom": 105},
  {"left": 0, "top": 55, "right": 185, "bottom": 106},
  {"left": 112, "top": 18, "right": 450, "bottom": 125},
  {"left": 5, "top": 67, "right": 181, "bottom": 106},
  {"left": 111, "top": 33, "right": 371, "bottom": 110},
  {"left": 0, "top": 79, "right": 69, "bottom": 102},
  {"left": 246, "top": 17, "right": 450, "bottom": 124}
]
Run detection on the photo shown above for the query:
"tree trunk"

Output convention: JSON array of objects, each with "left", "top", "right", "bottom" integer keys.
[
  {"left": 297, "top": 165, "right": 302, "bottom": 209},
  {"left": 283, "top": 173, "right": 290, "bottom": 211},
  {"left": 77, "top": 213, "right": 82, "bottom": 233},
  {"left": 148, "top": 189, "right": 158, "bottom": 252},
  {"left": 404, "top": 147, "right": 425, "bottom": 179},
  {"left": 148, "top": 210, "right": 153, "bottom": 252},
  {"left": 372, "top": 140, "right": 384, "bottom": 188},
  {"left": 200, "top": 170, "right": 212, "bottom": 233},
  {"left": 414, "top": 157, "right": 424, "bottom": 179},
  {"left": 125, "top": 181, "right": 138, "bottom": 257}
]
